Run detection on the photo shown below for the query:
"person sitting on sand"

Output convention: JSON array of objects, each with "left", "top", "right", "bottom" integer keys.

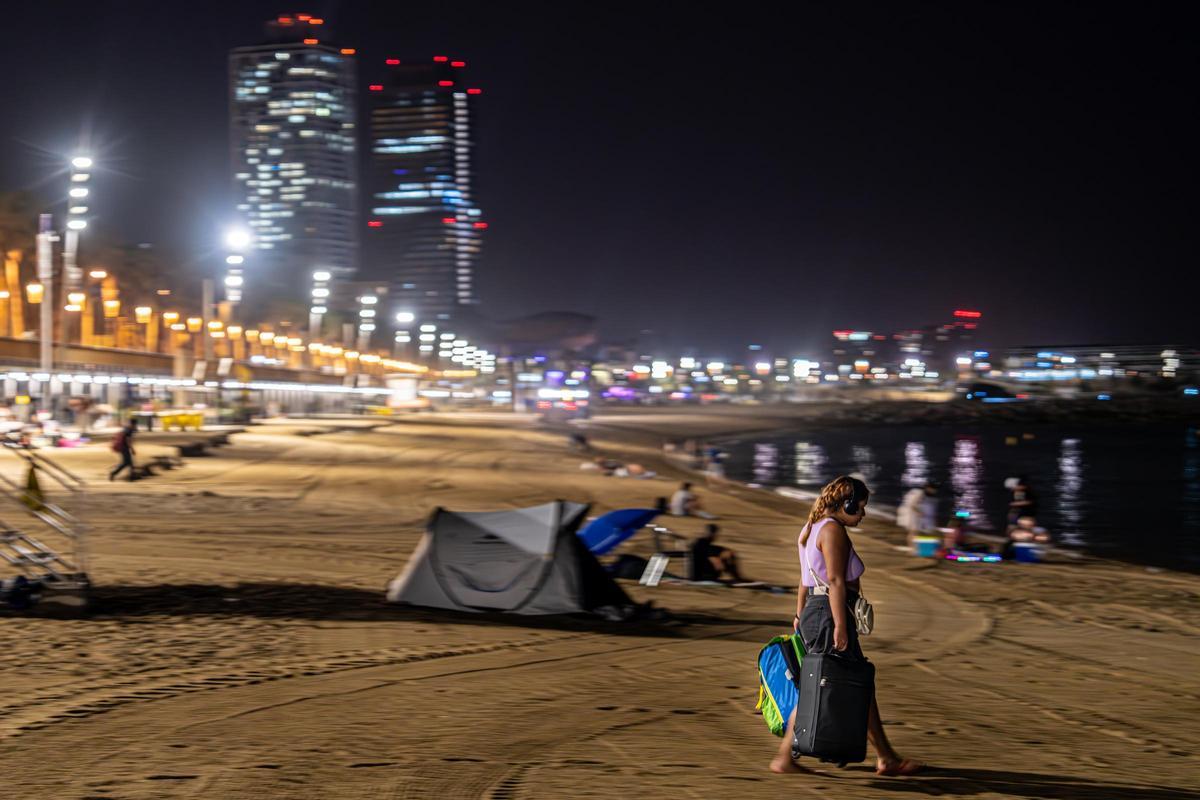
[
  {"left": 670, "top": 482, "right": 698, "bottom": 515},
  {"left": 670, "top": 482, "right": 716, "bottom": 518},
  {"left": 770, "top": 475, "right": 925, "bottom": 778},
  {"left": 1000, "top": 516, "right": 1051, "bottom": 559},
  {"left": 688, "top": 524, "right": 745, "bottom": 582}
]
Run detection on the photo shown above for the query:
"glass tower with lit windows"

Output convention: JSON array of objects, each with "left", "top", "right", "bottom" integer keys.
[
  {"left": 365, "top": 57, "right": 485, "bottom": 326},
  {"left": 229, "top": 14, "right": 358, "bottom": 319}
]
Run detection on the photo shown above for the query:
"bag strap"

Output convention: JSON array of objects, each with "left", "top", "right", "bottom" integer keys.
[
  {"left": 807, "top": 519, "right": 870, "bottom": 604},
  {"left": 801, "top": 521, "right": 832, "bottom": 591}
]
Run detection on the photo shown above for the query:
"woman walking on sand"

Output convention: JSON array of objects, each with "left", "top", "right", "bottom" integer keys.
[{"left": 770, "top": 475, "right": 925, "bottom": 777}]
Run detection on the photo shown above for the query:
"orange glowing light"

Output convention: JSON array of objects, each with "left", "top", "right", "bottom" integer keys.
[
  {"left": 340, "top": 48, "right": 356, "bottom": 55},
  {"left": 303, "top": 38, "right": 319, "bottom": 45}
]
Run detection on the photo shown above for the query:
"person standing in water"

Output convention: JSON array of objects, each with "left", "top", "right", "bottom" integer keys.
[{"left": 770, "top": 475, "right": 925, "bottom": 777}]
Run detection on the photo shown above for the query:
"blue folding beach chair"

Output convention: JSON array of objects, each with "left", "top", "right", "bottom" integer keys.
[{"left": 577, "top": 508, "right": 661, "bottom": 555}]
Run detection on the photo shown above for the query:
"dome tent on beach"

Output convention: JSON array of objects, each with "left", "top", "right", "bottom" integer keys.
[{"left": 386, "top": 501, "right": 632, "bottom": 615}]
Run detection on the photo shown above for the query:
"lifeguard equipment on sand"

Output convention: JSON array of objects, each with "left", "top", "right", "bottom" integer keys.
[
  {"left": 0, "top": 444, "right": 90, "bottom": 612},
  {"left": 386, "top": 501, "right": 633, "bottom": 616},
  {"left": 756, "top": 634, "right": 805, "bottom": 736}
]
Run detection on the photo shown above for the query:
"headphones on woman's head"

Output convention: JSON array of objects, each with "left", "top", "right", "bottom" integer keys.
[{"left": 841, "top": 477, "right": 869, "bottom": 516}]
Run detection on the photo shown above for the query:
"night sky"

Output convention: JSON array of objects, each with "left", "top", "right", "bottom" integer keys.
[{"left": 0, "top": 2, "right": 1193, "bottom": 355}]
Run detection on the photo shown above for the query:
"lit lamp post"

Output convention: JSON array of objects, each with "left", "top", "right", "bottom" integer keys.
[
  {"left": 228, "top": 325, "right": 244, "bottom": 361},
  {"left": 222, "top": 228, "right": 251, "bottom": 321},
  {"left": 310, "top": 270, "right": 331, "bottom": 339},
  {"left": 161, "top": 311, "right": 180, "bottom": 353},
  {"left": 356, "top": 294, "right": 378, "bottom": 354},
  {"left": 394, "top": 310, "right": 414, "bottom": 359},
  {"left": 134, "top": 306, "right": 156, "bottom": 352},
  {"left": 81, "top": 268, "right": 106, "bottom": 346},
  {"left": 63, "top": 156, "right": 92, "bottom": 344}
]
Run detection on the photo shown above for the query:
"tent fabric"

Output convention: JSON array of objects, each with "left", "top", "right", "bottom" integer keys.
[
  {"left": 577, "top": 508, "right": 660, "bottom": 555},
  {"left": 387, "top": 500, "right": 630, "bottom": 615}
]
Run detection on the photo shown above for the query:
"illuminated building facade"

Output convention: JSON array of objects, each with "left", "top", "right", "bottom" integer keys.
[
  {"left": 229, "top": 14, "right": 358, "bottom": 317},
  {"left": 365, "top": 56, "right": 485, "bottom": 326}
]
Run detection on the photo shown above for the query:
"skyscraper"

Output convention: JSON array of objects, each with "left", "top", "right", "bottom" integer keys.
[
  {"left": 365, "top": 56, "right": 485, "bottom": 329},
  {"left": 229, "top": 14, "right": 358, "bottom": 322}
]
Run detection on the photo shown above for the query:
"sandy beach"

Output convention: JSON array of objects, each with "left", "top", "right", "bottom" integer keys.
[{"left": 1, "top": 412, "right": 1197, "bottom": 799}]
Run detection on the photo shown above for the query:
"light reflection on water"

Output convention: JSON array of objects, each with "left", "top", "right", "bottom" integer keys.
[
  {"left": 753, "top": 442, "right": 779, "bottom": 485},
  {"left": 793, "top": 442, "right": 828, "bottom": 486},
  {"left": 1183, "top": 427, "right": 1200, "bottom": 533},
  {"left": 1056, "top": 439, "right": 1085, "bottom": 546},
  {"left": 852, "top": 445, "right": 880, "bottom": 484},
  {"left": 950, "top": 436, "right": 990, "bottom": 529},
  {"left": 722, "top": 424, "right": 1200, "bottom": 571},
  {"left": 901, "top": 442, "right": 930, "bottom": 488}
]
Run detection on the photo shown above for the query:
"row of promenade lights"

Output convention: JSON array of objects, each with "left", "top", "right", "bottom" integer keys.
[{"left": 30, "top": 156, "right": 492, "bottom": 378}]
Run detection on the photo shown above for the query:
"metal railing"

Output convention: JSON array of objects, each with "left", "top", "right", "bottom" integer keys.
[{"left": 0, "top": 443, "right": 89, "bottom": 589}]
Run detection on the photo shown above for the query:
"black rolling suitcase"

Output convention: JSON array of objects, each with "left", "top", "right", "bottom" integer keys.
[{"left": 791, "top": 652, "right": 875, "bottom": 765}]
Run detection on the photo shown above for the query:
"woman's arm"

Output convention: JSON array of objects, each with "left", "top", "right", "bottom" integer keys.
[
  {"left": 793, "top": 582, "right": 807, "bottom": 631},
  {"left": 818, "top": 521, "right": 852, "bottom": 650}
]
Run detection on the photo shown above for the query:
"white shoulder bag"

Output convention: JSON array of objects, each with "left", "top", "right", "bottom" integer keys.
[{"left": 802, "top": 520, "right": 874, "bottom": 636}]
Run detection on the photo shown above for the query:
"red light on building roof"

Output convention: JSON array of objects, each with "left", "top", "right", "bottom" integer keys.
[
  {"left": 278, "top": 16, "right": 294, "bottom": 24},
  {"left": 964, "top": 323, "right": 977, "bottom": 329},
  {"left": 340, "top": 48, "right": 356, "bottom": 55},
  {"left": 303, "top": 38, "right": 319, "bottom": 45},
  {"left": 473, "top": 222, "right": 488, "bottom": 229},
  {"left": 297, "top": 14, "right": 310, "bottom": 20},
  {"left": 385, "top": 58, "right": 400, "bottom": 65},
  {"left": 438, "top": 80, "right": 454, "bottom": 87},
  {"left": 451, "top": 60, "right": 466, "bottom": 67},
  {"left": 441, "top": 217, "right": 456, "bottom": 224},
  {"left": 367, "top": 220, "right": 383, "bottom": 228},
  {"left": 466, "top": 88, "right": 482, "bottom": 95},
  {"left": 953, "top": 309, "right": 982, "bottom": 319},
  {"left": 433, "top": 55, "right": 448, "bottom": 62},
  {"left": 368, "top": 84, "right": 383, "bottom": 91},
  {"left": 309, "top": 18, "right": 324, "bottom": 24}
]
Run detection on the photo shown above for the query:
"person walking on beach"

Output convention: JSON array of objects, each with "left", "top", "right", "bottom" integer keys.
[
  {"left": 770, "top": 475, "right": 924, "bottom": 777},
  {"left": 898, "top": 481, "right": 938, "bottom": 548},
  {"left": 109, "top": 421, "right": 137, "bottom": 482}
]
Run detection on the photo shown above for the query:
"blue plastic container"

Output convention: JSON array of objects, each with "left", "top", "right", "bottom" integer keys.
[
  {"left": 1013, "top": 542, "right": 1041, "bottom": 563},
  {"left": 913, "top": 536, "right": 939, "bottom": 557}
]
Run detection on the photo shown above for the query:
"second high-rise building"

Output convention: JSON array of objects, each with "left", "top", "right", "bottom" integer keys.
[{"left": 365, "top": 56, "right": 485, "bottom": 329}]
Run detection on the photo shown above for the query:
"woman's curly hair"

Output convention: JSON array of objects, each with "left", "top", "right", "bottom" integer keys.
[{"left": 800, "top": 475, "right": 869, "bottom": 544}]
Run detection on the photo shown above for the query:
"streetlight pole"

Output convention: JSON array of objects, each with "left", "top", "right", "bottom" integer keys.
[{"left": 36, "top": 214, "right": 56, "bottom": 374}]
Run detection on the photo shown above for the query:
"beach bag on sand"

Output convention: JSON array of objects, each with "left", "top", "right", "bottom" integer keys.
[
  {"left": 792, "top": 652, "right": 874, "bottom": 765},
  {"left": 756, "top": 634, "right": 805, "bottom": 736}
]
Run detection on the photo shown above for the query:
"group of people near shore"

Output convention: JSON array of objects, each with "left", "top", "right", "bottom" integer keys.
[{"left": 897, "top": 475, "right": 1052, "bottom": 557}]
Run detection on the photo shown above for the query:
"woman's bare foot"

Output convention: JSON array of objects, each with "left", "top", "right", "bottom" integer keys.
[
  {"left": 768, "top": 756, "right": 811, "bottom": 774},
  {"left": 876, "top": 756, "right": 926, "bottom": 776}
]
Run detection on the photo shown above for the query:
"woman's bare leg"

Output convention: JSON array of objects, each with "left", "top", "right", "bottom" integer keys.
[
  {"left": 867, "top": 696, "right": 899, "bottom": 762},
  {"left": 870, "top": 695, "right": 925, "bottom": 774},
  {"left": 769, "top": 708, "right": 810, "bottom": 773}
]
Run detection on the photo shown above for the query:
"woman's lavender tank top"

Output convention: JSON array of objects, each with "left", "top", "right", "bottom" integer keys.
[{"left": 799, "top": 517, "right": 865, "bottom": 587}]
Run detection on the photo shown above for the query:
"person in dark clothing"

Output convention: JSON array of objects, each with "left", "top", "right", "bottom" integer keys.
[
  {"left": 1006, "top": 475, "right": 1038, "bottom": 527},
  {"left": 689, "top": 524, "right": 744, "bottom": 582},
  {"left": 109, "top": 422, "right": 137, "bottom": 482}
]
